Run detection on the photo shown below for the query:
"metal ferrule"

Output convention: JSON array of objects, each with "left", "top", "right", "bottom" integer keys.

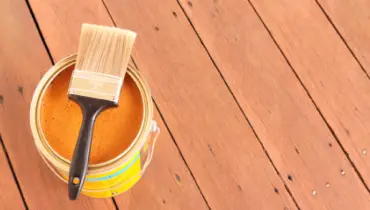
[{"left": 68, "top": 70, "right": 123, "bottom": 104}]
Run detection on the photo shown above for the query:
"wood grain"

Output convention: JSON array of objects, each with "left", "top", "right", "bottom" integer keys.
[
  {"left": 250, "top": 0, "right": 370, "bottom": 202},
  {"left": 28, "top": 0, "right": 210, "bottom": 209},
  {"left": 317, "top": 0, "right": 370, "bottom": 75},
  {"left": 0, "top": 138, "right": 24, "bottom": 210},
  {"left": 0, "top": 0, "right": 115, "bottom": 209},
  {"left": 175, "top": 0, "right": 370, "bottom": 209},
  {"left": 103, "top": 0, "right": 297, "bottom": 209}
]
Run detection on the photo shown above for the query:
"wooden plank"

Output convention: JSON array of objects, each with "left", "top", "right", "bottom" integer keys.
[
  {"left": 316, "top": 0, "right": 370, "bottom": 75},
  {"left": 0, "top": 0, "right": 115, "bottom": 209},
  {"left": 250, "top": 0, "right": 370, "bottom": 202},
  {"left": 175, "top": 0, "right": 370, "bottom": 209},
  {"left": 102, "top": 0, "right": 297, "bottom": 209},
  {"left": 0, "top": 137, "right": 25, "bottom": 210},
  {"left": 28, "top": 0, "right": 210, "bottom": 209}
]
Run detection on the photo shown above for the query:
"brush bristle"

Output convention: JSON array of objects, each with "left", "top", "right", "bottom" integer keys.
[{"left": 75, "top": 23, "right": 136, "bottom": 77}]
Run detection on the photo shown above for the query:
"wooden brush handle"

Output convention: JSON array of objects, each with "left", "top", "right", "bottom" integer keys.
[{"left": 68, "top": 95, "right": 116, "bottom": 200}]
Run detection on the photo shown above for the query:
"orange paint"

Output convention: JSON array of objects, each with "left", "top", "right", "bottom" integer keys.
[{"left": 40, "top": 65, "right": 143, "bottom": 164}]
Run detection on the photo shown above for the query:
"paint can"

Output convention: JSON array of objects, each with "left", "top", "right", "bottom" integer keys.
[{"left": 30, "top": 54, "right": 159, "bottom": 198}]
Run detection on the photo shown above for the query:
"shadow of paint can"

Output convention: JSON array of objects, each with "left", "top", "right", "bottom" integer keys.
[{"left": 30, "top": 54, "right": 159, "bottom": 198}]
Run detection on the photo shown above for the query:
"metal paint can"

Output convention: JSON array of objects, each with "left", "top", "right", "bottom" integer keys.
[{"left": 30, "top": 54, "right": 159, "bottom": 198}]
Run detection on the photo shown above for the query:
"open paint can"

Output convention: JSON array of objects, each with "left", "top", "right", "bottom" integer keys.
[{"left": 30, "top": 54, "right": 159, "bottom": 198}]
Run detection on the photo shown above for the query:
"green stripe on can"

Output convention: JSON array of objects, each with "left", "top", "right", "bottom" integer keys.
[{"left": 86, "top": 153, "right": 141, "bottom": 182}]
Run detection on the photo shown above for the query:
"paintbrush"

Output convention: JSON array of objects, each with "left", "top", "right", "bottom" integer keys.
[{"left": 67, "top": 23, "right": 136, "bottom": 200}]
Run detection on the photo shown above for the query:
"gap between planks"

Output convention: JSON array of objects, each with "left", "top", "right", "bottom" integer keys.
[
  {"left": 0, "top": 134, "right": 29, "bottom": 210},
  {"left": 245, "top": 0, "right": 370, "bottom": 194},
  {"left": 313, "top": 0, "right": 370, "bottom": 80},
  {"left": 173, "top": 0, "right": 303, "bottom": 208},
  {"left": 171, "top": 1, "right": 369, "bottom": 209},
  {"left": 25, "top": 0, "right": 54, "bottom": 64}
]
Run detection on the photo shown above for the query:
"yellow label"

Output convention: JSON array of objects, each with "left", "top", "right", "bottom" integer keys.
[{"left": 60, "top": 152, "right": 142, "bottom": 197}]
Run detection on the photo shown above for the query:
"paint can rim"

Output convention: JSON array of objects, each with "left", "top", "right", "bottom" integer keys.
[{"left": 30, "top": 54, "right": 154, "bottom": 175}]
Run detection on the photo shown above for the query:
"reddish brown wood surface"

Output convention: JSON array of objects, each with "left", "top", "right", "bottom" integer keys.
[
  {"left": 250, "top": 0, "right": 370, "bottom": 203},
  {"left": 0, "top": 0, "right": 115, "bottom": 209},
  {"left": 103, "top": 0, "right": 296, "bottom": 209},
  {"left": 175, "top": 0, "right": 370, "bottom": 209},
  {"left": 317, "top": 0, "right": 370, "bottom": 75},
  {"left": 29, "top": 0, "right": 296, "bottom": 209},
  {"left": 31, "top": 2, "right": 300, "bottom": 208},
  {"left": 0, "top": 139, "right": 24, "bottom": 210},
  {"left": 28, "top": 0, "right": 210, "bottom": 209},
  {"left": 1, "top": 0, "right": 370, "bottom": 208}
]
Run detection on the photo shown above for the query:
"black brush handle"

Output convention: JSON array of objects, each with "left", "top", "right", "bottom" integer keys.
[{"left": 68, "top": 95, "right": 116, "bottom": 200}]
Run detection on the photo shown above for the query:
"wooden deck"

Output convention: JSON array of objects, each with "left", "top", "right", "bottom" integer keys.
[{"left": 1, "top": 0, "right": 370, "bottom": 209}]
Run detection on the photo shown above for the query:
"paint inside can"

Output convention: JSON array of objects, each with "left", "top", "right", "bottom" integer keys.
[{"left": 40, "top": 64, "right": 144, "bottom": 165}]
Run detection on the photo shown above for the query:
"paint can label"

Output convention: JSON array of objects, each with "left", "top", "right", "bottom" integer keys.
[{"left": 60, "top": 152, "right": 142, "bottom": 198}]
